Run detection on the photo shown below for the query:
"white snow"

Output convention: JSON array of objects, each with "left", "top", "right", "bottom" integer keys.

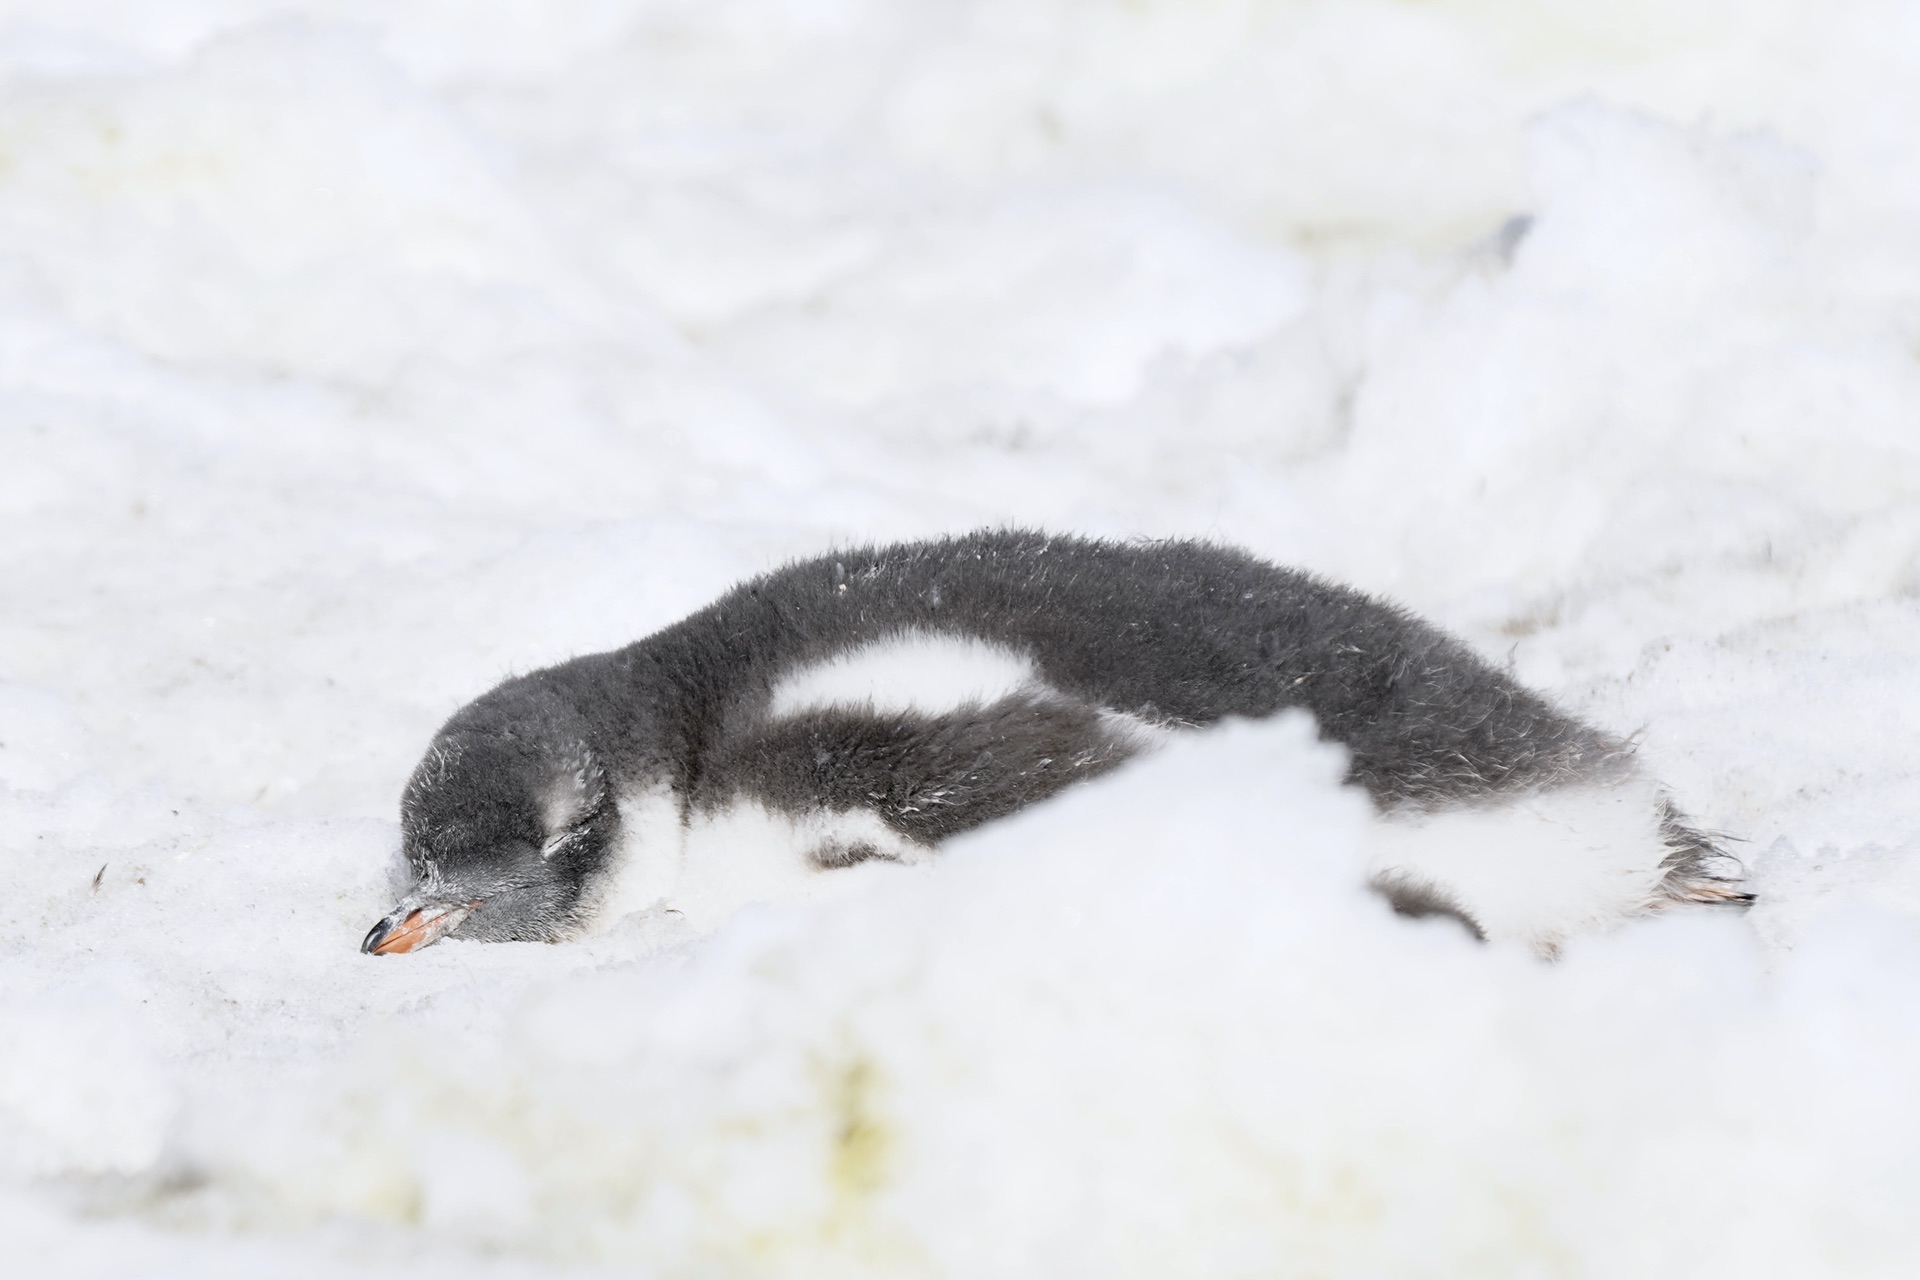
[{"left": 4, "top": 2, "right": 1920, "bottom": 1275}]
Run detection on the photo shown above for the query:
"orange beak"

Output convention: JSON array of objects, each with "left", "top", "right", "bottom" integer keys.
[{"left": 361, "top": 901, "right": 480, "bottom": 955}]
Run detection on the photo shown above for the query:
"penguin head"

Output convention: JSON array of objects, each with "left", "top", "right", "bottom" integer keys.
[{"left": 363, "top": 685, "right": 618, "bottom": 954}]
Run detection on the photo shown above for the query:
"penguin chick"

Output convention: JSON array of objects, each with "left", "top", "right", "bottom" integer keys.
[{"left": 362, "top": 530, "right": 1746, "bottom": 955}]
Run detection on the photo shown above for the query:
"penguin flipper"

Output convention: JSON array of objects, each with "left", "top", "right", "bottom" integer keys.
[{"left": 701, "top": 692, "right": 1147, "bottom": 852}]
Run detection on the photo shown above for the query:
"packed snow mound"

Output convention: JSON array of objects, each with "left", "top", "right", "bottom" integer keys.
[
  {"left": 9, "top": 721, "right": 1920, "bottom": 1276},
  {"left": 6, "top": 1, "right": 1920, "bottom": 1276}
]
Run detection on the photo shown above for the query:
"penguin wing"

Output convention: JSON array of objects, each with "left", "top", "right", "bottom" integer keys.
[{"left": 694, "top": 691, "right": 1152, "bottom": 860}]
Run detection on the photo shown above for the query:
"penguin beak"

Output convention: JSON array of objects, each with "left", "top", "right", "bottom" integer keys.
[{"left": 361, "top": 900, "right": 480, "bottom": 955}]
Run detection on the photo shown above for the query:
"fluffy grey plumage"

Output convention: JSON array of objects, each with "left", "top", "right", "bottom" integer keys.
[{"left": 362, "top": 530, "right": 1745, "bottom": 954}]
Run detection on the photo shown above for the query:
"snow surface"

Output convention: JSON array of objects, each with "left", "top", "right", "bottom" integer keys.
[{"left": 5, "top": 1, "right": 1920, "bottom": 1275}]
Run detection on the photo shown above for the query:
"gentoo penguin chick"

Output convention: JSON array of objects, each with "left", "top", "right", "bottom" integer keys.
[{"left": 361, "top": 530, "right": 1746, "bottom": 956}]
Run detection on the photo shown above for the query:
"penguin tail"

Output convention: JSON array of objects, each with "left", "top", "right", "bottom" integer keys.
[{"left": 1653, "top": 795, "right": 1755, "bottom": 907}]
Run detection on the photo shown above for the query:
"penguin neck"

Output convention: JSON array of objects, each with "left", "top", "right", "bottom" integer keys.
[{"left": 575, "top": 773, "right": 686, "bottom": 935}]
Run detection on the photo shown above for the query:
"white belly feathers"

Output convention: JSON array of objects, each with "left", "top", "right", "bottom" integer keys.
[
  {"left": 1364, "top": 775, "right": 1674, "bottom": 948},
  {"left": 768, "top": 632, "right": 1044, "bottom": 718}
]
